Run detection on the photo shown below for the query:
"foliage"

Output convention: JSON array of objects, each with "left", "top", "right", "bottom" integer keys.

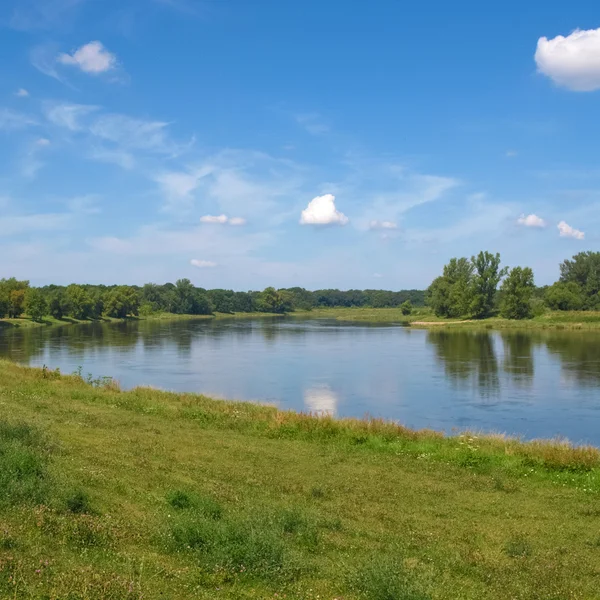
[
  {"left": 560, "top": 251, "right": 600, "bottom": 309},
  {"left": 500, "top": 267, "right": 535, "bottom": 320},
  {"left": 66, "top": 284, "right": 93, "bottom": 320},
  {"left": 544, "top": 281, "right": 584, "bottom": 311},
  {"left": 470, "top": 251, "right": 508, "bottom": 318},
  {"left": 103, "top": 286, "right": 140, "bottom": 318},
  {"left": 400, "top": 299, "right": 412, "bottom": 315},
  {"left": 24, "top": 288, "right": 48, "bottom": 322},
  {"left": 0, "top": 278, "right": 30, "bottom": 318}
]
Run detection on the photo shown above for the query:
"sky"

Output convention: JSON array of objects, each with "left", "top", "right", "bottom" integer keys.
[{"left": 1, "top": 0, "right": 600, "bottom": 290}]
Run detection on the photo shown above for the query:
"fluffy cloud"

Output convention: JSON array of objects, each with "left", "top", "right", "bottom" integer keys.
[
  {"left": 300, "top": 194, "right": 348, "bottom": 226},
  {"left": 15, "top": 88, "right": 29, "bottom": 97},
  {"left": 558, "top": 220, "right": 585, "bottom": 240},
  {"left": 58, "top": 41, "right": 117, "bottom": 74},
  {"left": 200, "top": 214, "right": 228, "bottom": 224},
  {"left": 200, "top": 214, "right": 246, "bottom": 225},
  {"left": 369, "top": 220, "right": 397, "bottom": 230},
  {"left": 517, "top": 213, "right": 546, "bottom": 228},
  {"left": 535, "top": 28, "right": 600, "bottom": 91},
  {"left": 190, "top": 259, "right": 217, "bottom": 268}
]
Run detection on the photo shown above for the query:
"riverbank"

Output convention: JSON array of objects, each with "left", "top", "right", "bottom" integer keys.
[
  {"left": 293, "top": 307, "right": 600, "bottom": 329},
  {"left": 0, "top": 311, "right": 283, "bottom": 329},
  {"left": 1, "top": 360, "right": 599, "bottom": 599}
]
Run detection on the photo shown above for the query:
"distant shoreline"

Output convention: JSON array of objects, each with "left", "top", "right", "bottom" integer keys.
[{"left": 3, "top": 306, "right": 600, "bottom": 331}]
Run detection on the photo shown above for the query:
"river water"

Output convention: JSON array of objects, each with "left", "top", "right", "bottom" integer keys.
[{"left": 1, "top": 318, "right": 599, "bottom": 445}]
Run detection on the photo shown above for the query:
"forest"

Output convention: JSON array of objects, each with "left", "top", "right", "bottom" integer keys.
[
  {"left": 426, "top": 250, "right": 600, "bottom": 319},
  {"left": 1, "top": 251, "right": 598, "bottom": 322},
  {"left": 0, "top": 279, "right": 424, "bottom": 322}
]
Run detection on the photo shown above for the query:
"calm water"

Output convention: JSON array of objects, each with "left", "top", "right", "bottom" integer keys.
[{"left": 1, "top": 318, "right": 600, "bottom": 445}]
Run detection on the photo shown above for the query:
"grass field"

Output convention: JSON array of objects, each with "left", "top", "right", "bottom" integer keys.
[
  {"left": 293, "top": 307, "right": 600, "bottom": 329},
  {"left": 1, "top": 360, "right": 600, "bottom": 599}
]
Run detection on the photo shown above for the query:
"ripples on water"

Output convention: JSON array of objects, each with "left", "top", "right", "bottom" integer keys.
[{"left": 1, "top": 318, "right": 599, "bottom": 444}]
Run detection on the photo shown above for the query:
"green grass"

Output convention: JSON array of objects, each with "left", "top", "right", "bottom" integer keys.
[
  {"left": 293, "top": 307, "right": 600, "bottom": 329},
  {"left": 1, "top": 360, "right": 600, "bottom": 598},
  {"left": 0, "top": 311, "right": 283, "bottom": 330}
]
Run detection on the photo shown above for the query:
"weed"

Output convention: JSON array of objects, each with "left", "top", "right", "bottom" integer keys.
[
  {"left": 504, "top": 535, "right": 532, "bottom": 558},
  {"left": 349, "top": 559, "right": 430, "bottom": 600},
  {"left": 0, "top": 421, "right": 53, "bottom": 506},
  {"left": 166, "top": 490, "right": 222, "bottom": 519},
  {"left": 65, "top": 490, "right": 93, "bottom": 514}
]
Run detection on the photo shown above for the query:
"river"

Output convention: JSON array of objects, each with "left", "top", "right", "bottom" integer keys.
[{"left": 1, "top": 318, "right": 599, "bottom": 445}]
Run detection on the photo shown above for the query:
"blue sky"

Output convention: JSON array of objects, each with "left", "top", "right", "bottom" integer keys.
[{"left": 1, "top": 0, "right": 600, "bottom": 289}]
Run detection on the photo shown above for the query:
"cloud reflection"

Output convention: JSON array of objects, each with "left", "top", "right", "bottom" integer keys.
[{"left": 304, "top": 385, "right": 338, "bottom": 416}]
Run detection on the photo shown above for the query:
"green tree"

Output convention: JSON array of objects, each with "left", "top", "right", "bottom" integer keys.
[
  {"left": 8, "top": 290, "right": 26, "bottom": 318},
  {"left": 0, "top": 278, "right": 29, "bottom": 318},
  {"left": 66, "top": 285, "right": 93, "bottom": 319},
  {"left": 544, "top": 281, "right": 584, "bottom": 311},
  {"left": 47, "top": 289, "right": 70, "bottom": 319},
  {"left": 103, "top": 286, "right": 140, "bottom": 318},
  {"left": 24, "top": 288, "right": 47, "bottom": 322},
  {"left": 256, "top": 287, "right": 291, "bottom": 313},
  {"left": 470, "top": 251, "right": 507, "bottom": 318},
  {"left": 426, "top": 276, "right": 453, "bottom": 317},
  {"left": 559, "top": 251, "right": 600, "bottom": 309},
  {"left": 400, "top": 299, "right": 412, "bottom": 315},
  {"left": 500, "top": 267, "right": 535, "bottom": 319}
]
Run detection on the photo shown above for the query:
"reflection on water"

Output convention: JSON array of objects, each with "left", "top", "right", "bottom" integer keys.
[
  {"left": 427, "top": 331, "right": 500, "bottom": 398},
  {"left": 304, "top": 386, "right": 338, "bottom": 416},
  {"left": 1, "top": 319, "right": 600, "bottom": 444}
]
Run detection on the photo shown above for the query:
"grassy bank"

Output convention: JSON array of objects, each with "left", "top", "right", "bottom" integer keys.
[
  {"left": 1, "top": 361, "right": 600, "bottom": 599},
  {"left": 293, "top": 307, "right": 600, "bottom": 329},
  {"left": 0, "top": 311, "right": 283, "bottom": 330}
]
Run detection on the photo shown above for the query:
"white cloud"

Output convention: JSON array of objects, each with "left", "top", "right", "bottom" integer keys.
[
  {"left": 58, "top": 41, "right": 117, "bottom": 74},
  {"left": 16, "top": 88, "right": 29, "bottom": 97},
  {"left": 44, "top": 102, "right": 99, "bottom": 130},
  {"left": 200, "top": 214, "right": 246, "bottom": 225},
  {"left": 517, "top": 213, "right": 546, "bottom": 228},
  {"left": 35, "top": 137, "right": 51, "bottom": 147},
  {"left": 558, "top": 220, "right": 585, "bottom": 239},
  {"left": 300, "top": 194, "right": 348, "bottom": 226},
  {"left": 369, "top": 220, "right": 397, "bottom": 230},
  {"left": 190, "top": 259, "right": 217, "bottom": 268},
  {"left": 373, "top": 273, "right": 383, "bottom": 278},
  {"left": 88, "top": 147, "right": 135, "bottom": 170},
  {"left": 156, "top": 172, "right": 199, "bottom": 200},
  {"left": 295, "top": 112, "right": 329, "bottom": 135},
  {"left": 535, "top": 28, "right": 600, "bottom": 91},
  {"left": 200, "top": 214, "right": 228, "bottom": 224},
  {"left": 506, "top": 150, "right": 518, "bottom": 158},
  {"left": 0, "top": 213, "right": 71, "bottom": 236},
  {"left": 0, "top": 108, "right": 37, "bottom": 130}
]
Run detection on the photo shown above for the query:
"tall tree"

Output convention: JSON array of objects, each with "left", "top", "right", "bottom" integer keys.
[
  {"left": 470, "top": 251, "right": 507, "bottom": 318},
  {"left": 500, "top": 267, "right": 535, "bottom": 320},
  {"left": 24, "top": 288, "right": 48, "bottom": 322},
  {"left": 559, "top": 252, "right": 600, "bottom": 309},
  {"left": 66, "top": 285, "right": 93, "bottom": 320}
]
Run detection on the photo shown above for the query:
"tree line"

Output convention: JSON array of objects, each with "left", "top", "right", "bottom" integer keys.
[
  {"left": 0, "top": 278, "right": 425, "bottom": 322},
  {"left": 427, "top": 250, "right": 600, "bottom": 319}
]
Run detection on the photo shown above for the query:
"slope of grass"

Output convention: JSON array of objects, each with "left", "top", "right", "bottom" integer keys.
[{"left": 1, "top": 360, "right": 600, "bottom": 599}]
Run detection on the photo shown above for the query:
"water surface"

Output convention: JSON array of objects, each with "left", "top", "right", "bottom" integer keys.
[{"left": 1, "top": 318, "right": 600, "bottom": 445}]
